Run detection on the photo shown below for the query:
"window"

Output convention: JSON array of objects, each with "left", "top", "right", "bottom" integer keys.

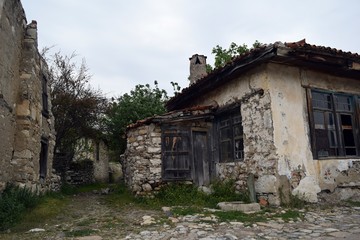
[
  {"left": 39, "top": 138, "right": 49, "bottom": 179},
  {"left": 309, "top": 89, "right": 359, "bottom": 159},
  {"left": 42, "top": 76, "right": 49, "bottom": 117},
  {"left": 217, "top": 108, "right": 244, "bottom": 162}
]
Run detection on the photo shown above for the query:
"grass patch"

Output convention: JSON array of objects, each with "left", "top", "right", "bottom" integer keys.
[
  {"left": 133, "top": 180, "right": 249, "bottom": 210},
  {"left": 171, "top": 206, "right": 205, "bottom": 216},
  {"left": 65, "top": 229, "right": 98, "bottom": 237},
  {"left": 0, "top": 184, "right": 41, "bottom": 231},
  {"left": 273, "top": 210, "right": 303, "bottom": 221},
  {"left": 10, "top": 193, "right": 68, "bottom": 232},
  {"left": 346, "top": 200, "right": 360, "bottom": 207},
  {"left": 279, "top": 187, "right": 306, "bottom": 209},
  {"left": 60, "top": 182, "right": 110, "bottom": 195},
  {"left": 213, "top": 210, "right": 268, "bottom": 224},
  {"left": 104, "top": 183, "right": 137, "bottom": 208}
]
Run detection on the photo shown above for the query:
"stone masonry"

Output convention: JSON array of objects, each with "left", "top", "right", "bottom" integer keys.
[
  {"left": 0, "top": 0, "right": 60, "bottom": 192},
  {"left": 124, "top": 123, "right": 163, "bottom": 196}
]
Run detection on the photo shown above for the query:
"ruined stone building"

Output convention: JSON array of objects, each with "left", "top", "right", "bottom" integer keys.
[
  {"left": 0, "top": 0, "right": 59, "bottom": 192},
  {"left": 124, "top": 39, "right": 360, "bottom": 205}
]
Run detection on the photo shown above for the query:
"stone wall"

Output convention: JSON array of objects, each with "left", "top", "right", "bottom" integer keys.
[
  {"left": 65, "top": 160, "right": 94, "bottom": 186},
  {"left": 124, "top": 123, "right": 162, "bottom": 196},
  {"left": 72, "top": 138, "right": 110, "bottom": 183},
  {"left": 0, "top": 0, "right": 59, "bottom": 192},
  {"left": 216, "top": 91, "right": 279, "bottom": 205}
]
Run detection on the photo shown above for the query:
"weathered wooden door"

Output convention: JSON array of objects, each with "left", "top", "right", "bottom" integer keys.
[
  {"left": 162, "top": 128, "right": 192, "bottom": 180},
  {"left": 192, "top": 130, "right": 210, "bottom": 186}
]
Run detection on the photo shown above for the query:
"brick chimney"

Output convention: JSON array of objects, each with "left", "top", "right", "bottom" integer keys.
[{"left": 189, "top": 54, "right": 207, "bottom": 85}]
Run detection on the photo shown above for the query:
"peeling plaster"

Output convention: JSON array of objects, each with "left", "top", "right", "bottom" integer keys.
[
  {"left": 0, "top": 0, "right": 4, "bottom": 19},
  {"left": 293, "top": 176, "right": 321, "bottom": 203}
]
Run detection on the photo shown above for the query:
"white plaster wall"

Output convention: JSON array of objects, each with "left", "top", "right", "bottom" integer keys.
[
  {"left": 0, "top": 0, "right": 4, "bottom": 19},
  {"left": 267, "top": 64, "right": 315, "bottom": 177},
  {"left": 189, "top": 65, "right": 269, "bottom": 108},
  {"left": 268, "top": 63, "right": 360, "bottom": 201}
]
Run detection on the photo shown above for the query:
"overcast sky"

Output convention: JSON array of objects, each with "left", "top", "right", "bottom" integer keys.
[{"left": 21, "top": 0, "right": 360, "bottom": 98}]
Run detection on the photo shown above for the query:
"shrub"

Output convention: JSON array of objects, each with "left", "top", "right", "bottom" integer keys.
[{"left": 0, "top": 184, "right": 40, "bottom": 231}]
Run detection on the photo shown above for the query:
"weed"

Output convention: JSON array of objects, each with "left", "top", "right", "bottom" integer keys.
[
  {"left": 207, "top": 180, "right": 249, "bottom": 207},
  {"left": 0, "top": 184, "right": 40, "bottom": 231},
  {"left": 213, "top": 210, "right": 267, "bottom": 224},
  {"left": 346, "top": 200, "right": 360, "bottom": 207},
  {"left": 273, "top": 209, "right": 303, "bottom": 221},
  {"left": 171, "top": 206, "right": 204, "bottom": 216},
  {"left": 279, "top": 186, "right": 306, "bottom": 209},
  {"left": 10, "top": 193, "right": 68, "bottom": 232},
  {"left": 134, "top": 180, "right": 249, "bottom": 210}
]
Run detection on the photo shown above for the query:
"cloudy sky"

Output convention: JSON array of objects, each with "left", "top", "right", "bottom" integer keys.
[{"left": 21, "top": 0, "right": 360, "bottom": 98}]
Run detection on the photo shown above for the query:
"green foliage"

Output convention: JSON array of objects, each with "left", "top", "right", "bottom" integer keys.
[
  {"left": 0, "top": 184, "right": 40, "bottom": 231},
  {"left": 213, "top": 210, "right": 267, "bottom": 224},
  {"left": 170, "top": 81, "right": 182, "bottom": 95},
  {"left": 211, "top": 40, "right": 262, "bottom": 69},
  {"left": 153, "top": 183, "right": 207, "bottom": 207},
  {"left": 171, "top": 206, "right": 204, "bottom": 216},
  {"left": 11, "top": 193, "right": 68, "bottom": 232},
  {"left": 209, "top": 179, "right": 249, "bottom": 204},
  {"left": 279, "top": 187, "right": 306, "bottom": 209},
  {"left": 105, "top": 81, "right": 168, "bottom": 157},
  {"left": 135, "top": 181, "right": 249, "bottom": 209}
]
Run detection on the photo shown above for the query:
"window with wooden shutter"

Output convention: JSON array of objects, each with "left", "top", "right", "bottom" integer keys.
[
  {"left": 308, "top": 89, "right": 360, "bottom": 159},
  {"left": 161, "top": 127, "right": 192, "bottom": 180}
]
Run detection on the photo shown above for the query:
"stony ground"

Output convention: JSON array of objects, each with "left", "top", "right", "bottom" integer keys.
[{"left": 1, "top": 191, "right": 360, "bottom": 240}]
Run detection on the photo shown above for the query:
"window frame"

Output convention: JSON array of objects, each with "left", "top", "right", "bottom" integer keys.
[
  {"left": 216, "top": 107, "right": 244, "bottom": 163},
  {"left": 42, "top": 75, "right": 49, "bottom": 118},
  {"left": 308, "top": 88, "right": 360, "bottom": 159}
]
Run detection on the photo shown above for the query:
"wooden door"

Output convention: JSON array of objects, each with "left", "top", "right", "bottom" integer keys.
[{"left": 192, "top": 130, "right": 210, "bottom": 186}]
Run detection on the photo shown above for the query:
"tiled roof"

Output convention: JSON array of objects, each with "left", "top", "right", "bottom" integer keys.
[{"left": 166, "top": 39, "right": 360, "bottom": 111}]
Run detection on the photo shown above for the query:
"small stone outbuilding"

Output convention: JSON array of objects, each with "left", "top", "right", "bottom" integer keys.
[
  {"left": 0, "top": 0, "right": 59, "bottom": 192},
  {"left": 124, "top": 39, "right": 360, "bottom": 205}
]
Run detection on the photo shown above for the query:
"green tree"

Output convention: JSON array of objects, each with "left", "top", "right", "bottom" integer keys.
[
  {"left": 105, "top": 81, "right": 168, "bottom": 158},
  {"left": 209, "top": 40, "right": 262, "bottom": 70}
]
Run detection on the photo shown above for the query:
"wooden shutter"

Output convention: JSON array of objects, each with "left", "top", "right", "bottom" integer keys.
[{"left": 161, "top": 127, "right": 191, "bottom": 180}]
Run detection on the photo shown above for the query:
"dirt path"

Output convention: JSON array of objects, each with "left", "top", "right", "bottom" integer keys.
[
  {"left": 0, "top": 192, "right": 164, "bottom": 239},
  {"left": 1, "top": 191, "right": 360, "bottom": 239}
]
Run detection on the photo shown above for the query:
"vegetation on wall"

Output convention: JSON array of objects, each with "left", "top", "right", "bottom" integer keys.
[{"left": 207, "top": 40, "right": 262, "bottom": 71}]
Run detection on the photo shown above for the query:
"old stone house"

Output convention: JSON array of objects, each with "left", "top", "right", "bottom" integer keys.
[
  {"left": 124, "top": 39, "right": 360, "bottom": 205},
  {"left": 65, "top": 138, "right": 110, "bottom": 184},
  {"left": 0, "top": 0, "right": 59, "bottom": 192}
]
